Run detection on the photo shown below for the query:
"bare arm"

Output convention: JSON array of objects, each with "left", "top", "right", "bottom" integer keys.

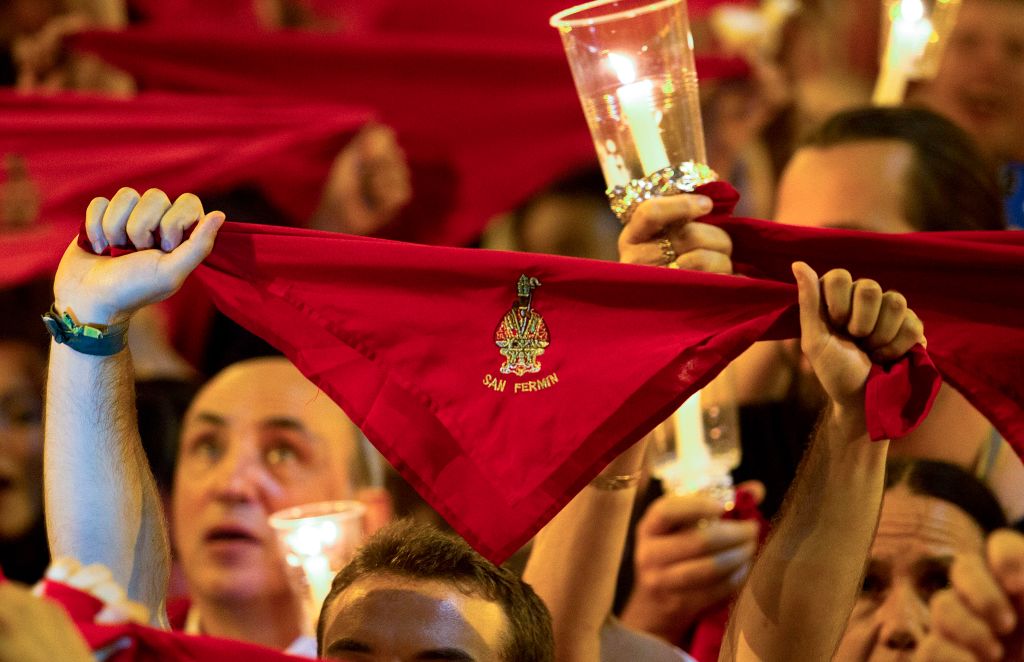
[
  {"left": 721, "top": 263, "right": 926, "bottom": 661},
  {"left": 721, "top": 406, "right": 888, "bottom": 661},
  {"left": 45, "top": 343, "right": 168, "bottom": 621},
  {"left": 43, "top": 187, "right": 223, "bottom": 622},
  {"left": 525, "top": 441, "right": 691, "bottom": 662}
]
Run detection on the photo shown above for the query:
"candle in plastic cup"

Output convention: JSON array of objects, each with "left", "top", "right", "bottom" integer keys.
[
  {"left": 269, "top": 500, "right": 366, "bottom": 629},
  {"left": 873, "top": 0, "right": 962, "bottom": 105},
  {"left": 550, "top": 0, "right": 707, "bottom": 188},
  {"left": 649, "top": 368, "right": 742, "bottom": 507}
]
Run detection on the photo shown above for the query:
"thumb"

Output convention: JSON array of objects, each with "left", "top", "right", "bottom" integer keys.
[
  {"left": 792, "top": 261, "right": 828, "bottom": 353},
  {"left": 159, "top": 211, "right": 225, "bottom": 279}
]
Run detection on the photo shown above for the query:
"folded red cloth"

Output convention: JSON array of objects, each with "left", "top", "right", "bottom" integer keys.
[
  {"left": 0, "top": 91, "right": 370, "bottom": 288},
  {"left": 37, "top": 580, "right": 306, "bottom": 662}
]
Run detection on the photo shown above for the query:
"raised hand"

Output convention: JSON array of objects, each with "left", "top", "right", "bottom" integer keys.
[
  {"left": 54, "top": 187, "right": 224, "bottom": 326},
  {"left": 618, "top": 194, "right": 733, "bottom": 274},
  {"left": 792, "top": 262, "right": 926, "bottom": 417}
]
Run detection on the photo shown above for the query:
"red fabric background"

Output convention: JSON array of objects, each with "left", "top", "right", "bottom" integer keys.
[
  {"left": 69, "top": 27, "right": 749, "bottom": 247},
  {"left": 0, "top": 91, "right": 369, "bottom": 287},
  {"left": 719, "top": 216, "right": 1024, "bottom": 453}
]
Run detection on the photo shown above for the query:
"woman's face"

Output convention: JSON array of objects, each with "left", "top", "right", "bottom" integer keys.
[{"left": 0, "top": 343, "right": 44, "bottom": 540}]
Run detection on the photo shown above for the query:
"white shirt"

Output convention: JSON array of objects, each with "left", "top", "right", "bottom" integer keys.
[{"left": 184, "top": 605, "right": 318, "bottom": 658}]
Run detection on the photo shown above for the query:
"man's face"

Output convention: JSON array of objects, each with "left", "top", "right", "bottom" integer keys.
[
  {"left": 171, "top": 358, "right": 359, "bottom": 603},
  {"left": 834, "top": 486, "right": 986, "bottom": 661},
  {"left": 915, "top": 0, "right": 1024, "bottom": 161},
  {"left": 771, "top": 140, "right": 917, "bottom": 393},
  {"left": 774, "top": 140, "right": 917, "bottom": 234},
  {"left": 0, "top": 344, "right": 43, "bottom": 540},
  {"left": 319, "top": 574, "right": 509, "bottom": 661}
]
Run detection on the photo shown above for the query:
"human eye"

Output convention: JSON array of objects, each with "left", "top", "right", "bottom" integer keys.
[
  {"left": 186, "top": 433, "right": 223, "bottom": 464},
  {"left": 917, "top": 564, "right": 951, "bottom": 601},
  {"left": 860, "top": 568, "right": 888, "bottom": 602},
  {"left": 265, "top": 440, "right": 302, "bottom": 466}
]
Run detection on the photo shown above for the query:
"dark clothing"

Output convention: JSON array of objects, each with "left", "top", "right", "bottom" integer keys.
[{"left": 0, "top": 516, "right": 49, "bottom": 584}]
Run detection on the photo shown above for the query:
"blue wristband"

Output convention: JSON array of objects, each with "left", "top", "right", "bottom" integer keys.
[{"left": 41, "top": 306, "right": 129, "bottom": 356}]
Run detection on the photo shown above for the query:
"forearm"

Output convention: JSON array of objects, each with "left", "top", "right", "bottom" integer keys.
[
  {"left": 44, "top": 342, "right": 169, "bottom": 620},
  {"left": 721, "top": 405, "right": 888, "bottom": 662},
  {"left": 524, "top": 441, "right": 646, "bottom": 662}
]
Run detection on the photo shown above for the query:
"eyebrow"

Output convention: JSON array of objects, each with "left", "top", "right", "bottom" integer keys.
[
  {"left": 190, "top": 413, "right": 310, "bottom": 434},
  {"left": 325, "top": 639, "right": 474, "bottom": 661},
  {"left": 415, "top": 651, "right": 475, "bottom": 661},
  {"left": 193, "top": 412, "right": 226, "bottom": 426},
  {"left": 261, "top": 416, "right": 309, "bottom": 433},
  {"left": 913, "top": 555, "right": 955, "bottom": 571},
  {"left": 326, "top": 638, "right": 371, "bottom": 655}
]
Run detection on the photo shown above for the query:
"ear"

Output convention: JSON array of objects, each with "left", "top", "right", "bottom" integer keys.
[{"left": 357, "top": 487, "right": 394, "bottom": 537}]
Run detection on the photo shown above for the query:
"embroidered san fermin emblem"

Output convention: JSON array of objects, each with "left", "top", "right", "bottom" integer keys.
[{"left": 495, "top": 275, "right": 550, "bottom": 377}]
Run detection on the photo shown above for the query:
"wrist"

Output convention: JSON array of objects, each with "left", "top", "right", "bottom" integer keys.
[
  {"left": 824, "top": 400, "right": 868, "bottom": 440},
  {"left": 52, "top": 296, "right": 131, "bottom": 328},
  {"left": 43, "top": 304, "right": 131, "bottom": 357},
  {"left": 818, "top": 402, "right": 889, "bottom": 471}
]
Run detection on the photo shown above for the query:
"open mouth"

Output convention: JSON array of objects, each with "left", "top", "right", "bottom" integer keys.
[
  {"left": 0, "top": 475, "right": 13, "bottom": 494},
  {"left": 204, "top": 525, "right": 261, "bottom": 545}
]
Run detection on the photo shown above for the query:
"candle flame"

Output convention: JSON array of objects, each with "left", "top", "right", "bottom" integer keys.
[
  {"left": 899, "top": 0, "right": 926, "bottom": 22},
  {"left": 608, "top": 53, "right": 637, "bottom": 85}
]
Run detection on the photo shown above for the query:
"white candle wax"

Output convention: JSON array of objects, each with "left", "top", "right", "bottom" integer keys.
[
  {"left": 874, "top": 0, "right": 933, "bottom": 105},
  {"left": 609, "top": 53, "right": 671, "bottom": 176},
  {"left": 672, "top": 391, "right": 711, "bottom": 478},
  {"left": 617, "top": 80, "right": 671, "bottom": 175},
  {"left": 303, "top": 554, "right": 334, "bottom": 612}
]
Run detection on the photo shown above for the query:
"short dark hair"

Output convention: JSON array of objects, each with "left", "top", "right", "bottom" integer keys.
[
  {"left": 801, "top": 107, "right": 1007, "bottom": 232},
  {"left": 316, "top": 520, "right": 554, "bottom": 662},
  {"left": 885, "top": 457, "right": 1008, "bottom": 534}
]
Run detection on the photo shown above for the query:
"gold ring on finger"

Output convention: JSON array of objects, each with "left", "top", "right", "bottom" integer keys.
[{"left": 658, "top": 236, "right": 677, "bottom": 267}]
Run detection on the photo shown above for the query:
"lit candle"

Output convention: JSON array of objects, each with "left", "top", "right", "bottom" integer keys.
[
  {"left": 873, "top": 0, "right": 934, "bottom": 105},
  {"left": 288, "top": 520, "right": 340, "bottom": 614},
  {"left": 667, "top": 391, "right": 711, "bottom": 493},
  {"left": 609, "top": 53, "right": 671, "bottom": 176}
]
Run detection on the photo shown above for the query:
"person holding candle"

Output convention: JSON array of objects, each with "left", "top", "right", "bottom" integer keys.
[
  {"left": 521, "top": 251, "right": 931, "bottom": 661},
  {"left": 619, "top": 107, "right": 1014, "bottom": 509},
  {"left": 42, "top": 187, "right": 386, "bottom": 657},
  {"left": 616, "top": 106, "right": 1021, "bottom": 656}
]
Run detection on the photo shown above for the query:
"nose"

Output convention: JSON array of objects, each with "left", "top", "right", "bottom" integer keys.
[
  {"left": 208, "top": 444, "right": 263, "bottom": 504},
  {"left": 876, "top": 584, "right": 927, "bottom": 652}
]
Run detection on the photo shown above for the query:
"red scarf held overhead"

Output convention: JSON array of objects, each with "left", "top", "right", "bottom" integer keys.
[
  {"left": 81, "top": 185, "right": 1016, "bottom": 563},
  {"left": 70, "top": 27, "right": 749, "bottom": 247},
  {"left": 0, "top": 91, "right": 370, "bottom": 287}
]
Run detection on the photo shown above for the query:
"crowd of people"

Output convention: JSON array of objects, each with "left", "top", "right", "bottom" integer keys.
[{"left": 1, "top": 0, "right": 1024, "bottom": 661}]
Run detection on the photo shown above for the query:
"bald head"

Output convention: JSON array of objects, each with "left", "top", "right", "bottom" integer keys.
[{"left": 172, "top": 357, "right": 366, "bottom": 605}]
